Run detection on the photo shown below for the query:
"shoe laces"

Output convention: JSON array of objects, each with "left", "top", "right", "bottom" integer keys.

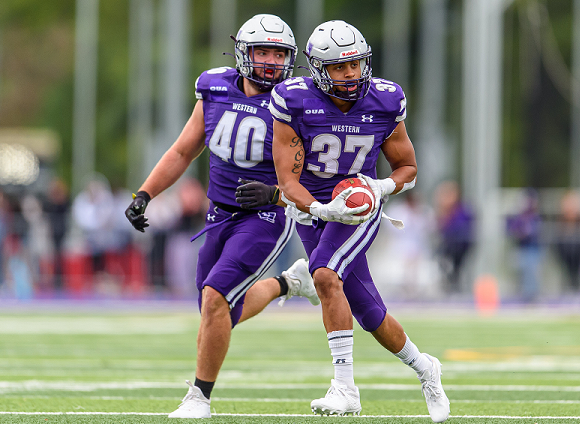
[
  {"left": 179, "top": 380, "right": 202, "bottom": 407},
  {"left": 326, "top": 381, "right": 350, "bottom": 399},
  {"left": 422, "top": 379, "right": 443, "bottom": 400},
  {"left": 420, "top": 370, "right": 443, "bottom": 401}
]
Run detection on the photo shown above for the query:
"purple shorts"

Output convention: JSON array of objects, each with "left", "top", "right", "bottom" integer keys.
[
  {"left": 196, "top": 202, "right": 295, "bottom": 326},
  {"left": 296, "top": 208, "right": 387, "bottom": 332}
]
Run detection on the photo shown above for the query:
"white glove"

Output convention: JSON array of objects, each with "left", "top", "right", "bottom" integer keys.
[
  {"left": 357, "top": 173, "right": 396, "bottom": 205},
  {"left": 308, "top": 187, "right": 371, "bottom": 225},
  {"left": 285, "top": 204, "right": 314, "bottom": 226}
]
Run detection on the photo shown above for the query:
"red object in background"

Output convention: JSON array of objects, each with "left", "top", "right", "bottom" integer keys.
[
  {"left": 104, "top": 247, "right": 148, "bottom": 296},
  {"left": 63, "top": 254, "right": 92, "bottom": 296}
]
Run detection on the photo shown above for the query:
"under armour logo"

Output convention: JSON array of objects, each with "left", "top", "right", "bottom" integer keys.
[
  {"left": 361, "top": 115, "right": 373, "bottom": 123},
  {"left": 334, "top": 358, "right": 347, "bottom": 364},
  {"left": 207, "top": 214, "right": 216, "bottom": 222},
  {"left": 261, "top": 100, "right": 269, "bottom": 108}
]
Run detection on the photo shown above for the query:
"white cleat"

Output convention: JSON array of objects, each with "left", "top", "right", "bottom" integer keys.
[
  {"left": 279, "top": 258, "right": 320, "bottom": 306},
  {"left": 419, "top": 354, "right": 450, "bottom": 423},
  {"left": 168, "top": 380, "right": 211, "bottom": 419},
  {"left": 311, "top": 379, "right": 362, "bottom": 416}
]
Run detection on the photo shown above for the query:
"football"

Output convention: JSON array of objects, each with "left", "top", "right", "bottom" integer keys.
[{"left": 332, "top": 177, "right": 375, "bottom": 216}]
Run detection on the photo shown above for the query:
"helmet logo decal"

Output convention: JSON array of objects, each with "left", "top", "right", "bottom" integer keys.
[
  {"left": 341, "top": 49, "right": 359, "bottom": 57},
  {"left": 267, "top": 37, "right": 284, "bottom": 42}
]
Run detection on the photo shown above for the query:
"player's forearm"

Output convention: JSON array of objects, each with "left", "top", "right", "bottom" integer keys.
[
  {"left": 139, "top": 149, "right": 193, "bottom": 199},
  {"left": 388, "top": 165, "right": 417, "bottom": 195},
  {"left": 277, "top": 179, "right": 317, "bottom": 213}
]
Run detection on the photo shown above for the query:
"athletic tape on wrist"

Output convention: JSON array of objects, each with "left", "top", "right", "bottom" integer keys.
[
  {"left": 280, "top": 192, "right": 296, "bottom": 208},
  {"left": 383, "top": 178, "right": 397, "bottom": 195},
  {"left": 400, "top": 177, "right": 416, "bottom": 193}
]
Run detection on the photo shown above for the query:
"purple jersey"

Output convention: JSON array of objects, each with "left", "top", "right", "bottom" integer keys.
[
  {"left": 269, "top": 76, "right": 407, "bottom": 203},
  {"left": 195, "top": 67, "right": 279, "bottom": 209}
]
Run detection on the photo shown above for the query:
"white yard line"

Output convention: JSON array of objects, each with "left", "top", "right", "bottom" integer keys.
[
  {"left": 1, "top": 381, "right": 580, "bottom": 392},
  {"left": 3, "top": 395, "right": 580, "bottom": 404},
  {"left": 0, "top": 412, "right": 579, "bottom": 419}
]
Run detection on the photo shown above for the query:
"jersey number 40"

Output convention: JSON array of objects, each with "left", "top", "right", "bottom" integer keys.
[{"left": 209, "top": 111, "right": 266, "bottom": 168}]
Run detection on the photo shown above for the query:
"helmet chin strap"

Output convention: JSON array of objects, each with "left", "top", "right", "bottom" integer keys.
[{"left": 250, "top": 79, "right": 272, "bottom": 92}]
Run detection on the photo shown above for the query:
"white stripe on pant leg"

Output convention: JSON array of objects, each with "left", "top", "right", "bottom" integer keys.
[
  {"left": 327, "top": 206, "right": 383, "bottom": 278},
  {"left": 227, "top": 216, "right": 295, "bottom": 307}
]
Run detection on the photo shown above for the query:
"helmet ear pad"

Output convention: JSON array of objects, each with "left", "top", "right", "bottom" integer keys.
[{"left": 234, "top": 41, "right": 252, "bottom": 79}]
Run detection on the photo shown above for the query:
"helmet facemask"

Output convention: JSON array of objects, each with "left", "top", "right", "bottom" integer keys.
[
  {"left": 306, "top": 49, "right": 372, "bottom": 101},
  {"left": 233, "top": 14, "right": 297, "bottom": 92},
  {"left": 304, "top": 20, "right": 373, "bottom": 101},
  {"left": 234, "top": 40, "right": 296, "bottom": 91}
]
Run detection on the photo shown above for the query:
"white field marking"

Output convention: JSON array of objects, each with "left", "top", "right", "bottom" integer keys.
[
  {"left": 0, "top": 412, "right": 579, "bottom": 419},
  {"left": 0, "top": 316, "right": 192, "bottom": 334},
  {"left": 3, "top": 358, "right": 579, "bottom": 373},
  {"left": 452, "top": 400, "right": 580, "bottom": 404},
  {"left": 218, "top": 383, "right": 580, "bottom": 392},
  {"left": 1, "top": 381, "right": 580, "bottom": 392},
  {"left": 4, "top": 395, "right": 580, "bottom": 405}
]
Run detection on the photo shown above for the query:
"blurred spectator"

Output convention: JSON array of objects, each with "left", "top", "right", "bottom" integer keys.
[
  {"left": 164, "top": 176, "right": 208, "bottom": 298},
  {"left": 111, "top": 186, "right": 133, "bottom": 252},
  {"left": 21, "top": 194, "right": 52, "bottom": 293},
  {"left": 44, "top": 178, "right": 70, "bottom": 292},
  {"left": 71, "top": 175, "right": 117, "bottom": 293},
  {"left": 553, "top": 190, "right": 580, "bottom": 292},
  {"left": 3, "top": 233, "right": 34, "bottom": 299},
  {"left": 0, "top": 190, "right": 8, "bottom": 288},
  {"left": 145, "top": 188, "right": 181, "bottom": 294},
  {"left": 506, "top": 188, "right": 543, "bottom": 302},
  {"left": 369, "top": 192, "right": 438, "bottom": 298},
  {"left": 434, "top": 180, "right": 474, "bottom": 293},
  {"left": 1, "top": 195, "right": 31, "bottom": 299}
]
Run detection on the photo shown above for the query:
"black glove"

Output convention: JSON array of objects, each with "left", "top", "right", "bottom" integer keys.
[
  {"left": 125, "top": 191, "right": 151, "bottom": 232},
  {"left": 235, "top": 179, "right": 279, "bottom": 209}
]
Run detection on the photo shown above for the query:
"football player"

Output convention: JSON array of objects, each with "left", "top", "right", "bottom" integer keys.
[
  {"left": 236, "top": 20, "right": 450, "bottom": 422},
  {"left": 124, "top": 14, "right": 320, "bottom": 419}
]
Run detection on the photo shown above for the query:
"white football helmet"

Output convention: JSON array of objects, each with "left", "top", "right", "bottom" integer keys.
[
  {"left": 305, "top": 20, "right": 372, "bottom": 101},
  {"left": 233, "top": 14, "right": 297, "bottom": 91}
]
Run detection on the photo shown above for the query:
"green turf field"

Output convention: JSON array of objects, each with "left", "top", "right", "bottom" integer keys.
[{"left": 0, "top": 303, "right": 578, "bottom": 423}]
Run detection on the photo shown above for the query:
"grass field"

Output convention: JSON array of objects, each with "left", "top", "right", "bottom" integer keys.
[{"left": 0, "top": 302, "right": 579, "bottom": 423}]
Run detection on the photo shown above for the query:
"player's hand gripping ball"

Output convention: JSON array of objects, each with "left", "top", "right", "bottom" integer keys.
[{"left": 332, "top": 177, "right": 376, "bottom": 217}]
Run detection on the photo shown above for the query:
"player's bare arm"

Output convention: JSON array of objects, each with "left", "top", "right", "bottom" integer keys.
[
  {"left": 139, "top": 100, "right": 206, "bottom": 199},
  {"left": 381, "top": 121, "right": 417, "bottom": 194},
  {"left": 357, "top": 120, "right": 417, "bottom": 205},
  {"left": 272, "top": 119, "right": 317, "bottom": 213},
  {"left": 125, "top": 100, "right": 206, "bottom": 232}
]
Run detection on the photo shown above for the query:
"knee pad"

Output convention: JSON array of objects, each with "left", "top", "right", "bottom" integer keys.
[{"left": 352, "top": 303, "right": 386, "bottom": 332}]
